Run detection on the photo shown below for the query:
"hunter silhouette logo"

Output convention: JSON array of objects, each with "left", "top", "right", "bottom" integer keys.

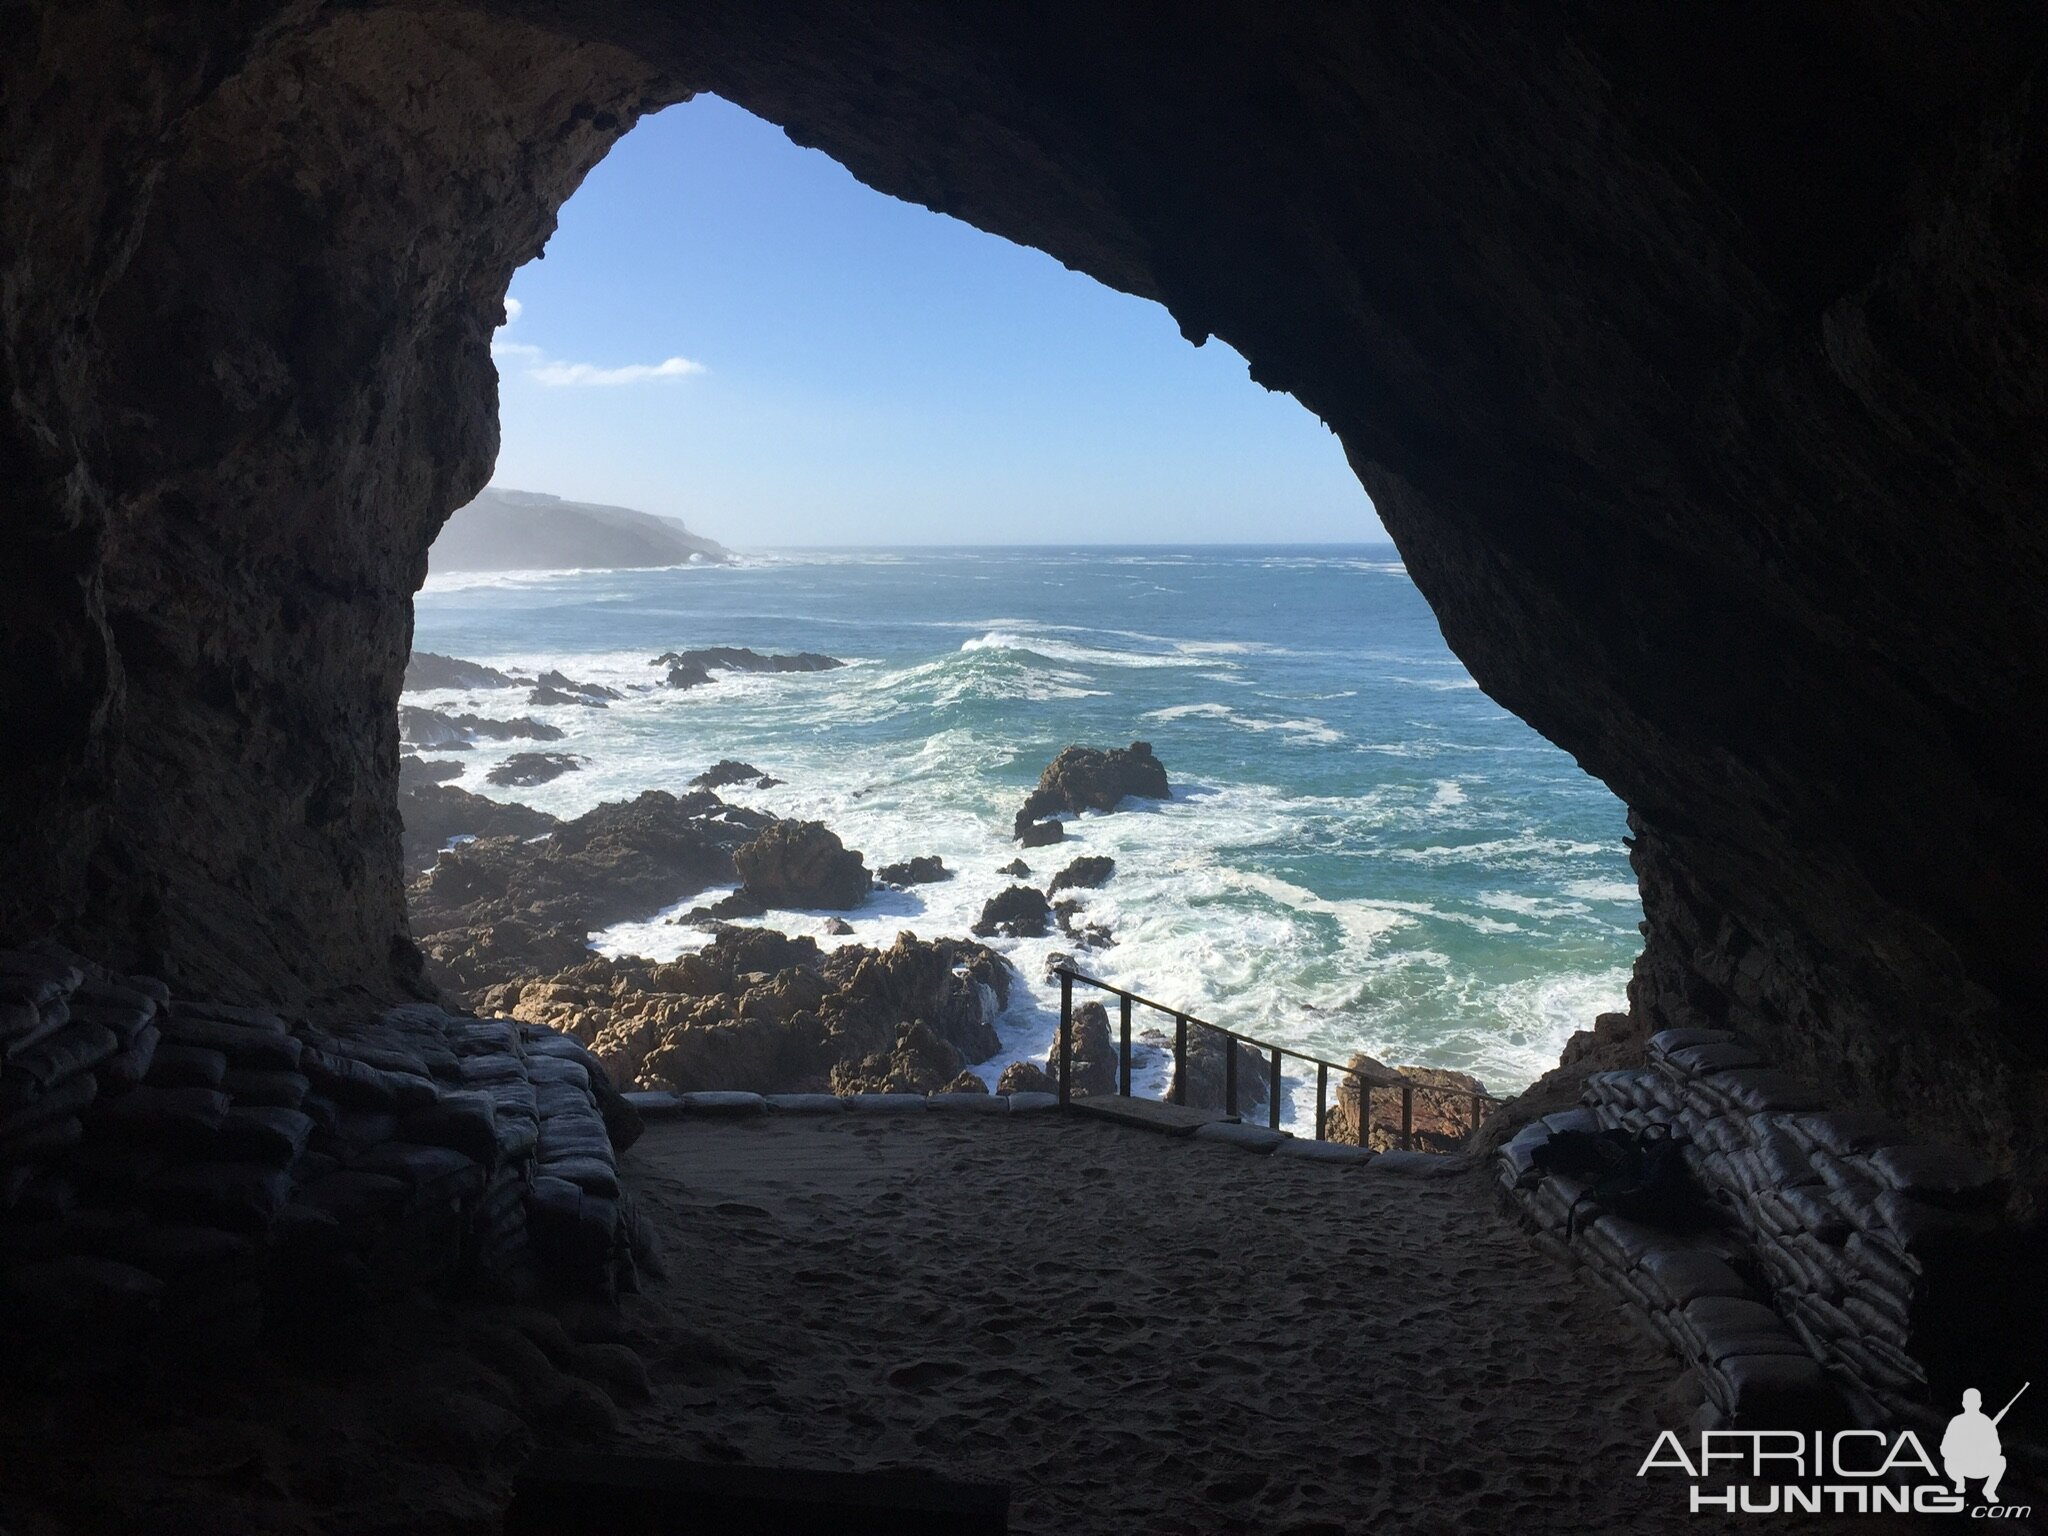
[{"left": 1943, "top": 1383, "right": 2026, "bottom": 1505}]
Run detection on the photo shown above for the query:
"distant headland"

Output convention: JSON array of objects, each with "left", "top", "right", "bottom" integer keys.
[{"left": 430, "top": 486, "right": 733, "bottom": 572}]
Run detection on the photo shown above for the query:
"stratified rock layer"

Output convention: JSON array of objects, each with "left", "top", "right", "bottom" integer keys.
[{"left": 2, "top": 6, "right": 2043, "bottom": 1200}]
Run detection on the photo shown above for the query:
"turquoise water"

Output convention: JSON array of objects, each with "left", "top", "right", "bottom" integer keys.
[{"left": 409, "top": 545, "right": 1640, "bottom": 1109}]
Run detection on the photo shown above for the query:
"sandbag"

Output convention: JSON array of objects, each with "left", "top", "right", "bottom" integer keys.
[
  {"left": 98, "top": 1024, "right": 161, "bottom": 1088},
  {"left": 1866, "top": 1144, "right": 2002, "bottom": 1209},
  {"left": 0, "top": 1022, "right": 119, "bottom": 1108},
  {"left": 1715, "top": 1069, "right": 1824, "bottom": 1115},
  {"left": 66, "top": 1001, "right": 156, "bottom": 1045},
  {"left": 0, "top": 1071, "right": 98, "bottom": 1141},
  {"left": 90, "top": 1085, "right": 231, "bottom": 1144},
  {"left": 404, "top": 1092, "right": 501, "bottom": 1166},
  {"left": 351, "top": 1140, "right": 477, "bottom": 1190},
  {"left": 145, "top": 1043, "right": 229, "bottom": 1089},
  {"left": 160, "top": 1017, "right": 301, "bottom": 1071},
  {"left": 141, "top": 1161, "right": 292, "bottom": 1232},
  {"left": 537, "top": 1154, "right": 620, "bottom": 1199},
  {"left": 216, "top": 1106, "right": 315, "bottom": 1166},
  {"left": 220, "top": 1068, "right": 310, "bottom": 1108},
  {"left": 296, "top": 1169, "right": 408, "bottom": 1224},
  {"left": 1665, "top": 1041, "right": 1764, "bottom": 1077}
]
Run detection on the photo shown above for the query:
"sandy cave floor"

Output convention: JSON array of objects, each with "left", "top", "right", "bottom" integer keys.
[
  {"left": 613, "top": 1113, "right": 1885, "bottom": 1535},
  {"left": 0, "top": 1112, "right": 1925, "bottom": 1535}
]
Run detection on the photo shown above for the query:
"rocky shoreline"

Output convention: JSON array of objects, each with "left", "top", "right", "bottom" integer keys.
[
  {"left": 400, "top": 656, "right": 1179, "bottom": 1103},
  {"left": 400, "top": 657, "right": 1491, "bottom": 1127}
]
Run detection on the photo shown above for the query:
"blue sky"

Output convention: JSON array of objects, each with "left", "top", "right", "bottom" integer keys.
[{"left": 490, "top": 96, "right": 1383, "bottom": 547}]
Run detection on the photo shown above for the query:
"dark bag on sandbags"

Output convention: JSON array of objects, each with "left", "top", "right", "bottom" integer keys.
[{"left": 1532, "top": 1125, "right": 1703, "bottom": 1237}]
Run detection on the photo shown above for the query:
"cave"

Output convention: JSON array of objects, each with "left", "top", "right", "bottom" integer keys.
[{"left": 4, "top": 2, "right": 2044, "bottom": 1520}]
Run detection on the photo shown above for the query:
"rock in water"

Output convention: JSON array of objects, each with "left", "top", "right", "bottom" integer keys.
[
  {"left": 691, "top": 760, "right": 767, "bottom": 790},
  {"left": 997, "top": 860, "right": 1031, "bottom": 878},
  {"left": 400, "top": 705, "right": 565, "bottom": 747},
  {"left": 408, "top": 790, "right": 770, "bottom": 986},
  {"left": 650, "top": 646, "right": 844, "bottom": 677},
  {"left": 1044, "top": 1000, "right": 1118, "bottom": 1097},
  {"left": 972, "top": 886, "right": 1053, "bottom": 939},
  {"left": 1017, "top": 820, "right": 1065, "bottom": 848},
  {"left": 875, "top": 856, "right": 949, "bottom": 887},
  {"left": 1323, "top": 1055, "right": 1489, "bottom": 1152},
  {"left": 733, "top": 821, "right": 871, "bottom": 910},
  {"left": 1167, "top": 1028, "right": 1274, "bottom": 1119},
  {"left": 997, "top": 1060, "right": 1057, "bottom": 1095},
  {"left": 1048, "top": 855, "right": 1115, "bottom": 894},
  {"left": 534, "top": 669, "right": 621, "bottom": 702},
  {"left": 404, "top": 652, "right": 524, "bottom": 691},
  {"left": 486, "top": 753, "right": 585, "bottom": 788},
  {"left": 1013, "top": 742, "right": 1169, "bottom": 840},
  {"left": 398, "top": 785, "right": 559, "bottom": 875},
  {"left": 398, "top": 755, "right": 465, "bottom": 790}
]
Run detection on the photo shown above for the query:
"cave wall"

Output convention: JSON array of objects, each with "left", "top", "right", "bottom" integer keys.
[{"left": 4, "top": 3, "right": 2044, "bottom": 1193}]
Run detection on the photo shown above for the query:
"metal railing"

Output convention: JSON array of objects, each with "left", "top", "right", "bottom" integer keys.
[{"left": 1053, "top": 964, "right": 1505, "bottom": 1152}]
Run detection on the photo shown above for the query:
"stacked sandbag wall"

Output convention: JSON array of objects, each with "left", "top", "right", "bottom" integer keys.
[
  {"left": 1498, "top": 1026, "right": 2022, "bottom": 1435},
  {"left": 0, "top": 945, "right": 648, "bottom": 1351}
]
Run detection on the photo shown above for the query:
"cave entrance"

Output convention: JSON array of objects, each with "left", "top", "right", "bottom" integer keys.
[{"left": 398, "top": 97, "right": 1643, "bottom": 1118}]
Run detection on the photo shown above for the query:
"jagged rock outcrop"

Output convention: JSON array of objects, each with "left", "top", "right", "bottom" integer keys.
[
  {"left": 875, "top": 856, "right": 949, "bottom": 887},
  {"left": 972, "top": 886, "right": 1053, "bottom": 939},
  {"left": 398, "top": 755, "right": 465, "bottom": 790},
  {"left": 1164, "top": 1027, "right": 1273, "bottom": 1120},
  {"left": 400, "top": 707, "right": 564, "bottom": 750},
  {"left": 485, "top": 753, "right": 584, "bottom": 788},
  {"left": 1321, "top": 1055, "right": 1491, "bottom": 1153},
  {"left": 399, "top": 783, "right": 560, "bottom": 877},
  {"left": 1044, "top": 1000, "right": 1117, "bottom": 1098},
  {"left": 3, "top": 5, "right": 2044, "bottom": 1201},
  {"left": 404, "top": 653, "right": 524, "bottom": 692},
  {"left": 691, "top": 760, "right": 767, "bottom": 790},
  {"left": 1048, "top": 856, "right": 1115, "bottom": 895},
  {"left": 654, "top": 648, "right": 844, "bottom": 690},
  {"left": 1013, "top": 743, "right": 1169, "bottom": 841},
  {"left": 533, "top": 670, "right": 620, "bottom": 703},
  {"left": 996, "top": 1060, "right": 1057, "bottom": 1096},
  {"left": 409, "top": 791, "right": 773, "bottom": 988},
  {"left": 733, "top": 821, "right": 870, "bottom": 911},
  {"left": 477, "top": 927, "right": 1008, "bottom": 1096}
]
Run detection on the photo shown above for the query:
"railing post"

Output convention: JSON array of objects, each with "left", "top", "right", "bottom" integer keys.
[
  {"left": 1316, "top": 1062, "right": 1329, "bottom": 1142},
  {"left": 1224, "top": 1030, "right": 1239, "bottom": 1120},
  {"left": 1400, "top": 1083, "right": 1414, "bottom": 1152},
  {"left": 1058, "top": 969, "right": 1073, "bottom": 1108},
  {"left": 1119, "top": 995, "right": 1133, "bottom": 1098},
  {"left": 1172, "top": 1014, "right": 1187, "bottom": 1105},
  {"left": 1358, "top": 1081, "right": 1371, "bottom": 1149},
  {"left": 1268, "top": 1047, "right": 1282, "bottom": 1130},
  {"left": 1470, "top": 1091, "right": 1482, "bottom": 1139}
]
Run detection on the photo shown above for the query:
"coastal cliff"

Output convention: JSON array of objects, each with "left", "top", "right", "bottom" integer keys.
[{"left": 431, "top": 488, "right": 731, "bottom": 572}]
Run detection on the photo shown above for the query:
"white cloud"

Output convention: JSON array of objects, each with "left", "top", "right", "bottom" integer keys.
[
  {"left": 527, "top": 356, "right": 706, "bottom": 387},
  {"left": 489, "top": 298, "right": 704, "bottom": 387}
]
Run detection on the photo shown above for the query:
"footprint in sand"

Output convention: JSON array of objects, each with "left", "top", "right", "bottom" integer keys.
[{"left": 712, "top": 1201, "right": 773, "bottom": 1220}]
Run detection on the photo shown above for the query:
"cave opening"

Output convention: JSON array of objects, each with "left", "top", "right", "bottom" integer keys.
[{"left": 399, "top": 94, "right": 1645, "bottom": 1120}]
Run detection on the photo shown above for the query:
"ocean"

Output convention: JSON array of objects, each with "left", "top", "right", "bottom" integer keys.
[{"left": 408, "top": 544, "right": 1640, "bottom": 1120}]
